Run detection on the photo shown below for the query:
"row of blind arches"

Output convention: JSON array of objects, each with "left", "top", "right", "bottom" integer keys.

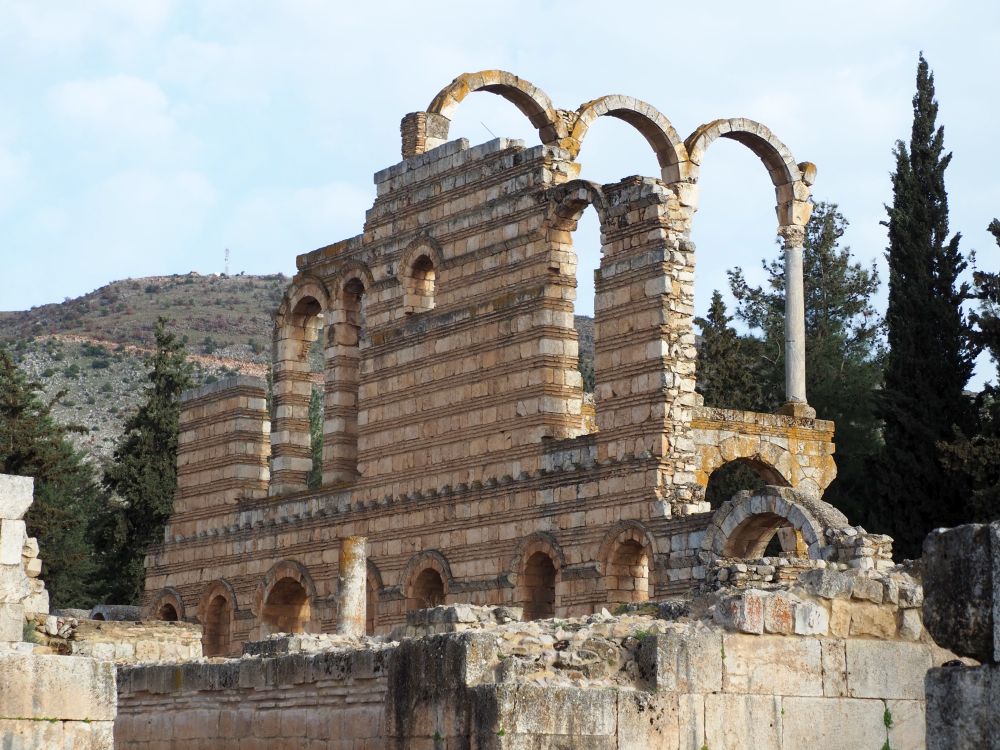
[{"left": 150, "top": 526, "right": 656, "bottom": 656}]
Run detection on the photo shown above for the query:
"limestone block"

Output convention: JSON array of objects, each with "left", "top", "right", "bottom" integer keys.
[
  {"left": 925, "top": 662, "right": 1000, "bottom": 749},
  {"left": 845, "top": 640, "right": 931, "bottom": 700},
  {"left": 0, "top": 474, "right": 32, "bottom": 521},
  {"left": 819, "top": 639, "right": 847, "bottom": 697},
  {"left": 762, "top": 592, "right": 793, "bottom": 634},
  {"left": 714, "top": 590, "right": 764, "bottom": 634},
  {"left": 0, "top": 654, "right": 116, "bottom": 721},
  {"left": 644, "top": 628, "right": 723, "bottom": 693},
  {"left": 922, "top": 522, "right": 999, "bottom": 663},
  {"left": 781, "top": 696, "right": 887, "bottom": 750},
  {"left": 703, "top": 693, "right": 781, "bottom": 750},
  {"left": 721, "top": 634, "right": 823, "bottom": 696},
  {"left": 793, "top": 599, "right": 829, "bottom": 635},
  {"left": 886, "top": 699, "right": 926, "bottom": 750},
  {"left": 616, "top": 691, "right": 678, "bottom": 749},
  {"left": 0, "top": 520, "right": 25, "bottom": 564},
  {"left": 0, "top": 564, "right": 29, "bottom": 604},
  {"left": 0, "top": 602, "right": 23, "bottom": 642}
]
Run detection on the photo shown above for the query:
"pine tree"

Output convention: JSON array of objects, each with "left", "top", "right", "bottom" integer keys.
[
  {"left": 873, "top": 55, "right": 976, "bottom": 557},
  {"left": 99, "top": 317, "right": 192, "bottom": 603},
  {"left": 0, "top": 345, "right": 104, "bottom": 608},
  {"left": 307, "top": 386, "right": 322, "bottom": 489},
  {"left": 695, "top": 291, "right": 766, "bottom": 411},
  {"left": 727, "top": 203, "right": 884, "bottom": 520},
  {"left": 940, "top": 219, "right": 1000, "bottom": 519}
]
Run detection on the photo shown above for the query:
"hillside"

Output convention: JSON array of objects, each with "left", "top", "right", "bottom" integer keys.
[{"left": 2, "top": 274, "right": 596, "bottom": 470}]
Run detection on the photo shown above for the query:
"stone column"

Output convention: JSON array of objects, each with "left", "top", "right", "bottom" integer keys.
[
  {"left": 270, "top": 318, "right": 320, "bottom": 495},
  {"left": 336, "top": 536, "right": 367, "bottom": 636},
  {"left": 778, "top": 225, "right": 813, "bottom": 418},
  {"left": 322, "top": 319, "right": 362, "bottom": 486}
]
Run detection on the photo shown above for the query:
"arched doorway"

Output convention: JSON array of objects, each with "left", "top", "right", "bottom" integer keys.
[
  {"left": 157, "top": 603, "right": 179, "bottom": 621},
  {"left": 407, "top": 568, "right": 445, "bottom": 611},
  {"left": 203, "top": 595, "right": 231, "bottom": 657},
  {"left": 521, "top": 551, "right": 557, "bottom": 621},
  {"left": 606, "top": 540, "right": 650, "bottom": 606},
  {"left": 261, "top": 577, "right": 311, "bottom": 635}
]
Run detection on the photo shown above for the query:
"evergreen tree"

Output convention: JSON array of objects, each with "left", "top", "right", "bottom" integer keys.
[
  {"left": 726, "top": 203, "right": 884, "bottom": 520},
  {"left": 99, "top": 318, "right": 192, "bottom": 603},
  {"left": 0, "top": 346, "right": 104, "bottom": 608},
  {"left": 940, "top": 219, "right": 1000, "bottom": 519},
  {"left": 307, "top": 386, "right": 322, "bottom": 489},
  {"left": 872, "top": 54, "right": 976, "bottom": 557},
  {"left": 694, "top": 290, "right": 766, "bottom": 411}
]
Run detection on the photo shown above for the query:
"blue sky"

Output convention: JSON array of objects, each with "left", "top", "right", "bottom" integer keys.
[{"left": 2, "top": 1, "right": 998, "bottom": 381}]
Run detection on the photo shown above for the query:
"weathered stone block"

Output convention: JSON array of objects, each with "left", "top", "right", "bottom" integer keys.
[
  {"left": 845, "top": 639, "right": 931, "bottom": 700},
  {"left": 0, "top": 474, "right": 32, "bottom": 521},
  {"left": 714, "top": 590, "right": 764, "bottom": 634},
  {"left": 781, "top": 696, "right": 887, "bottom": 750},
  {"left": 644, "top": 628, "right": 723, "bottom": 694},
  {"left": 721, "top": 634, "right": 823, "bottom": 696},
  {"left": 0, "top": 602, "right": 24, "bottom": 642},
  {"left": 0, "top": 520, "right": 25, "bottom": 565},
  {"left": 0, "top": 654, "right": 116, "bottom": 721},
  {"left": 792, "top": 599, "right": 829, "bottom": 635},
  {"left": 922, "top": 522, "right": 999, "bottom": 663},
  {"left": 703, "top": 693, "right": 781, "bottom": 750},
  {"left": 925, "top": 662, "right": 1000, "bottom": 749}
]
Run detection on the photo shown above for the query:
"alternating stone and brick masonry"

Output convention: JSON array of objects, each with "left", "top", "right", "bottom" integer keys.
[
  {"left": 0, "top": 473, "right": 117, "bottom": 749},
  {"left": 142, "top": 71, "right": 838, "bottom": 657}
]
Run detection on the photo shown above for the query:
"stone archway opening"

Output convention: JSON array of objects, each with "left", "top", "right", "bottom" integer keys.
[
  {"left": 606, "top": 539, "right": 650, "bottom": 607},
  {"left": 705, "top": 458, "right": 786, "bottom": 509},
  {"left": 723, "top": 512, "right": 808, "bottom": 559},
  {"left": 405, "top": 254, "right": 436, "bottom": 314},
  {"left": 203, "top": 595, "right": 231, "bottom": 657},
  {"left": 261, "top": 577, "right": 311, "bottom": 635},
  {"left": 157, "top": 603, "right": 179, "bottom": 621},
  {"left": 408, "top": 568, "right": 445, "bottom": 611},
  {"left": 521, "top": 551, "right": 557, "bottom": 621}
]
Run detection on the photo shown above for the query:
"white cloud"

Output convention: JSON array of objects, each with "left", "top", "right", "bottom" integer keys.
[{"left": 48, "top": 75, "right": 176, "bottom": 147}]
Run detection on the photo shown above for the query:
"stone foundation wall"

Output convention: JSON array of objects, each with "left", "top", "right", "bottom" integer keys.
[
  {"left": 69, "top": 620, "right": 203, "bottom": 664},
  {"left": 0, "top": 473, "right": 116, "bottom": 749},
  {"left": 115, "top": 602, "right": 951, "bottom": 749}
]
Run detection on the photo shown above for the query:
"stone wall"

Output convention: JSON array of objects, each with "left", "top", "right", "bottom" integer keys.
[
  {"left": 0, "top": 473, "right": 117, "bottom": 749},
  {"left": 923, "top": 523, "right": 1000, "bottom": 748},
  {"left": 145, "top": 73, "right": 846, "bottom": 659},
  {"left": 114, "top": 601, "right": 951, "bottom": 749},
  {"left": 70, "top": 620, "right": 203, "bottom": 664}
]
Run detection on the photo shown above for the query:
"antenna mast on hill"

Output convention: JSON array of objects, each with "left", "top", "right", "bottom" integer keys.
[{"left": 224, "top": 248, "right": 230, "bottom": 276}]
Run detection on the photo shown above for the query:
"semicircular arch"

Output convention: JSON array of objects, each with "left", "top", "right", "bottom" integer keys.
[
  {"left": 571, "top": 95, "right": 690, "bottom": 183},
  {"left": 426, "top": 70, "right": 565, "bottom": 147},
  {"left": 252, "top": 559, "right": 318, "bottom": 617},
  {"left": 701, "top": 486, "right": 849, "bottom": 561},
  {"left": 147, "top": 587, "right": 186, "bottom": 621}
]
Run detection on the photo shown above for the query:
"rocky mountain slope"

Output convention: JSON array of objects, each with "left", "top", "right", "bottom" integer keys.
[{"left": 2, "top": 273, "right": 595, "bottom": 470}]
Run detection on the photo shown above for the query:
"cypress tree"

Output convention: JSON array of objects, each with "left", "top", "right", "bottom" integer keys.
[
  {"left": 99, "top": 317, "right": 192, "bottom": 603},
  {"left": 0, "top": 345, "right": 104, "bottom": 608},
  {"left": 695, "top": 290, "right": 765, "bottom": 411},
  {"left": 940, "top": 219, "right": 1000, "bottom": 519},
  {"left": 873, "top": 55, "right": 976, "bottom": 557}
]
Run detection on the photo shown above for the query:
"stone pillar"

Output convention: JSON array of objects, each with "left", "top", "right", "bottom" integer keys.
[
  {"left": 778, "top": 225, "right": 813, "bottom": 418},
  {"left": 169, "top": 376, "right": 270, "bottom": 537},
  {"left": 593, "top": 177, "right": 700, "bottom": 508},
  {"left": 0, "top": 475, "right": 33, "bottom": 647},
  {"left": 400, "top": 111, "right": 451, "bottom": 158},
  {"left": 322, "top": 319, "right": 362, "bottom": 486},
  {"left": 336, "top": 536, "right": 367, "bottom": 636},
  {"left": 270, "top": 317, "right": 320, "bottom": 495},
  {"left": 923, "top": 523, "right": 1000, "bottom": 747}
]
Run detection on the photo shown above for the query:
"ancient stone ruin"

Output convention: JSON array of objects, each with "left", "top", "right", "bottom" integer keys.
[
  {"left": 7, "top": 71, "right": 985, "bottom": 749},
  {"left": 0, "top": 473, "right": 117, "bottom": 748},
  {"left": 143, "top": 70, "right": 839, "bottom": 651}
]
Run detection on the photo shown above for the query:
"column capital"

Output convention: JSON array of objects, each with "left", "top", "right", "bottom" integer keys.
[{"left": 778, "top": 224, "right": 806, "bottom": 248}]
